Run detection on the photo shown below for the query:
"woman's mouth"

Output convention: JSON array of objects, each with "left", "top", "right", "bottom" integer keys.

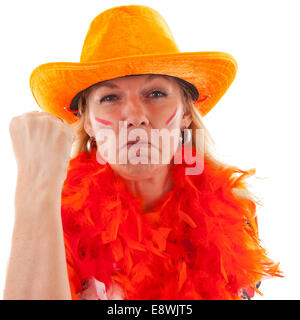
[{"left": 126, "top": 140, "right": 151, "bottom": 148}]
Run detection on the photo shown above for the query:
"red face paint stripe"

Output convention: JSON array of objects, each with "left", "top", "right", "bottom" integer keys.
[
  {"left": 95, "top": 116, "right": 113, "bottom": 126},
  {"left": 165, "top": 107, "right": 178, "bottom": 125}
]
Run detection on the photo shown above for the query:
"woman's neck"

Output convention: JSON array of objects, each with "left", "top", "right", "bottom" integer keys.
[{"left": 123, "top": 164, "right": 174, "bottom": 213}]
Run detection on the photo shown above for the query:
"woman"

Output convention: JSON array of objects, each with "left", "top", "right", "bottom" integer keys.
[{"left": 5, "top": 5, "right": 281, "bottom": 300}]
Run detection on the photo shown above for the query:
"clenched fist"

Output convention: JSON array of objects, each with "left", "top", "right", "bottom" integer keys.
[{"left": 9, "top": 111, "right": 77, "bottom": 183}]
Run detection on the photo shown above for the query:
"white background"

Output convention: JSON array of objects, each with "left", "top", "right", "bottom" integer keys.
[{"left": 1, "top": 0, "right": 299, "bottom": 299}]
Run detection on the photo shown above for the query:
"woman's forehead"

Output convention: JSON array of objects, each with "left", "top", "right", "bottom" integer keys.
[{"left": 91, "top": 74, "right": 175, "bottom": 90}]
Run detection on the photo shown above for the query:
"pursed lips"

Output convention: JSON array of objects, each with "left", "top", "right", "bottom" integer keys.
[{"left": 124, "top": 140, "right": 151, "bottom": 149}]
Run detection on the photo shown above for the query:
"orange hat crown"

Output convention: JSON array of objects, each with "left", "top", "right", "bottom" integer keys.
[{"left": 80, "top": 6, "right": 179, "bottom": 62}]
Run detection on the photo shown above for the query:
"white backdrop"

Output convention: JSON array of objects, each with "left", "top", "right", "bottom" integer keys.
[{"left": 1, "top": 0, "right": 299, "bottom": 299}]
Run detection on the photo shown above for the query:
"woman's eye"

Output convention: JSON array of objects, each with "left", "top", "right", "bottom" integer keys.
[
  {"left": 100, "top": 95, "right": 117, "bottom": 103},
  {"left": 149, "top": 90, "right": 166, "bottom": 98},
  {"left": 100, "top": 91, "right": 166, "bottom": 103}
]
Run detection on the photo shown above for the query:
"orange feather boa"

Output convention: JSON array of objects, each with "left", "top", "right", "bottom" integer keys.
[{"left": 61, "top": 144, "right": 282, "bottom": 300}]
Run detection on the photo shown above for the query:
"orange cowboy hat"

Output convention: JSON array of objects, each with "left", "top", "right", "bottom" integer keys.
[{"left": 30, "top": 5, "right": 238, "bottom": 124}]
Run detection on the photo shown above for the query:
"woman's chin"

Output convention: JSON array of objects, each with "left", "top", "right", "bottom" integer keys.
[{"left": 109, "top": 162, "right": 167, "bottom": 181}]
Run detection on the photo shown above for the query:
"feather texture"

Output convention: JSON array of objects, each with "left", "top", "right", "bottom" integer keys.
[{"left": 61, "top": 144, "right": 282, "bottom": 300}]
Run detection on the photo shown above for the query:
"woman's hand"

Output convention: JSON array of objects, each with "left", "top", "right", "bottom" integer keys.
[{"left": 9, "top": 111, "right": 77, "bottom": 183}]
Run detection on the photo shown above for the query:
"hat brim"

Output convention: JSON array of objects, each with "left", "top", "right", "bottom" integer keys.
[{"left": 30, "top": 51, "right": 237, "bottom": 124}]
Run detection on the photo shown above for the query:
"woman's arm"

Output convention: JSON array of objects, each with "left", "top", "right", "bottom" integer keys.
[
  {"left": 4, "top": 172, "right": 71, "bottom": 300},
  {"left": 4, "top": 111, "right": 77, "bottom": 299}
]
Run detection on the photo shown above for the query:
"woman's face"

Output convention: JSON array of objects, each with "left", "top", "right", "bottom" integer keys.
[{"left": 84, "top": 74, "right": 192, "bottom": 180}]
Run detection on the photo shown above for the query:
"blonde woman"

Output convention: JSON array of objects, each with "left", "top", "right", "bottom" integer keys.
[{"left": 5, "top": 5, "right": 281, "bottom": 300}]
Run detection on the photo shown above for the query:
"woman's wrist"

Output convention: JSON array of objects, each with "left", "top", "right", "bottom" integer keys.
[
  {"left": 17, "top": 164, "right": 67, "bottom": 191},
  {"left": 14, "top": 168, "right": 65, "bottom": 224}
]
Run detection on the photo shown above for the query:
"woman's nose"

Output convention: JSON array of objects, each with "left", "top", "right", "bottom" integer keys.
[{"left": 123, "top": 95, "right": 149, "bottom": 128}]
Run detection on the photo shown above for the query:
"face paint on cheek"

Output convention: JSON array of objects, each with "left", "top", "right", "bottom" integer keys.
[
  {"left": 94, "top": 116, "right": 113, "bottom": 126},
  {"left": 91, "top": 115, "right": 113, "bottom": 145},
  {"left": 165, "top": 107, "right": 180, "bottom": 128},
  {"left": 91, "top": 115, "right": 115, "bottom": 165}
]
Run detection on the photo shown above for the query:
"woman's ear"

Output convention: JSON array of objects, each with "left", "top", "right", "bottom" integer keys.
[
  {"left": 181, "top": 112, "right": 192, "bottom": 130},
  {"left": 83, "top": 114, "right": 95, "bottom": 137}
]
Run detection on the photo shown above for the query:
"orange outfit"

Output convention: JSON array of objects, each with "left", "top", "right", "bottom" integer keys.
[{"left": 61, "top": 144, "right": 282, "bottom": 300}]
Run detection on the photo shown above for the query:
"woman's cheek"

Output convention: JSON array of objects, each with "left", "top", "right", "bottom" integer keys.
[
  {"left": 154, "top": 107, "right": 180, "bottom": 162},
  {"left": 165, "top": 107, "right": 180, "bottom": 128},
  {"left": 92, "top": 116, "right": 117, "bottom": 164},
  {"left": 94, "top": 116, "right": 113, "bottom": 126}
]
